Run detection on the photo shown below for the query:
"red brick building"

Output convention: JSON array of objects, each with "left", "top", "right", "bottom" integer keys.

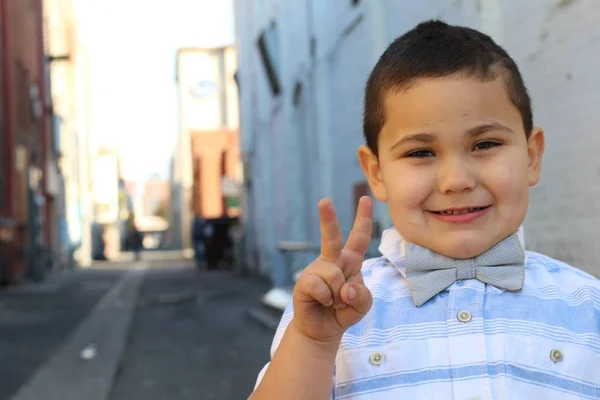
[{"left": 0, "top": 0, "right": 53, "bottom": 283}]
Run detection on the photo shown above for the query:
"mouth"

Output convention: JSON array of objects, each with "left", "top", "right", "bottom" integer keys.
[{"left": 430, "top": 205, "right": 491, "bottom": 215}]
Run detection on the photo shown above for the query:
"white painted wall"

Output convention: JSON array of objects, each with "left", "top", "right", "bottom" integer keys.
[{"left": 236, "top": 0, "right": 600, "bottom": 279}]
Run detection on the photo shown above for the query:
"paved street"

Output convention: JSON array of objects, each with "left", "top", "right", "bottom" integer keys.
[{"left": 0, "top": 255, "right": 275, "bottom": 400}]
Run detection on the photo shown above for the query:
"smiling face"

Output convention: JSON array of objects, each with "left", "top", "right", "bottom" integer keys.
[{"left": 359, "top": 76, "right": 545, "bottom": 259}]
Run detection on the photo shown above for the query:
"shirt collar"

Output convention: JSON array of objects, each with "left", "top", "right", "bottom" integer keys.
[{"left": 378, "top": 226, "right": 527, "bottom": 286}]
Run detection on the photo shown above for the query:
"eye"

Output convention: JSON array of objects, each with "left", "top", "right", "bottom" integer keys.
[
  {"left": 406, "top": 149, "right": 435, "bottom": 158},
  {"left": 473, "top": 141, "right": 502, "bottom": 151}
]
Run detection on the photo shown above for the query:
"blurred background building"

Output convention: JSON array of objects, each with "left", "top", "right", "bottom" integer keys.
[
  {"left": 91, "top": 147, "right": 125, "bottom": 260},
  {"left": 0, "top": 0, "right": 94, "bottom": 284},
  {"left": 169, "top": 46, "right": 241, "bottom": 252},
  {"left": 2, "top": 0, "right": 600, "bottom": 289},
  {"left": 44, "top": 0, "right": 94, "bottom": 270}
]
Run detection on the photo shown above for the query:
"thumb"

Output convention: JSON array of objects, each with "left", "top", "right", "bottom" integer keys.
[{"left": 340, "top": 282, "right": 372, "bottom": 316}]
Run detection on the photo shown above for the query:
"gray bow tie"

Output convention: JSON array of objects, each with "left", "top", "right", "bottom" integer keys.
[{"left": 404, "top": 234, "right": 525, "bottom": 307}]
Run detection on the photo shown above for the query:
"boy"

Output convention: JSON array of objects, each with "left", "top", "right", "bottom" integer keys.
[{"left": 251, "top": 20, "right": 600, "bottom": 399}]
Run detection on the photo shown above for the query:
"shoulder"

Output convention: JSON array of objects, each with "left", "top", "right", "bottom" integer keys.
[
  {"left": 525, "top": 251, "right": 600, "bottom": 303},
  {"left": 527, "top": 251, "right": 600, "bottom": 283}
]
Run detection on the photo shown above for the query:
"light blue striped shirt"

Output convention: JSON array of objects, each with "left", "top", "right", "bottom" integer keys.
[{"left": 256, "top": 228, "right": 600, "bottom": 399}]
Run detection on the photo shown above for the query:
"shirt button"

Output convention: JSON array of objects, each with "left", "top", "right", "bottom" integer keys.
[
  {"left": 369, "top": 352, "right": 384, "bottom": 366},
  {"left": 457, "top": 310, "right": 472, "bottom": 323},
  {"left": 550, "top": 348, "right": 564, "bottom": 363}
]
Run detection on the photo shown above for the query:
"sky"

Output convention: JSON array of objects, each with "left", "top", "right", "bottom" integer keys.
[{"left": 74, "top": 0, "right": 236, "bottom": 182}]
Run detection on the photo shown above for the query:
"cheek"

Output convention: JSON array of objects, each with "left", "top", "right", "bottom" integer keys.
[
  {"left": 384, "top": 167, "right": 434, "bottom": 210},
  {"left": 484, "top": 157, "right": 530, "bottom": 204}
]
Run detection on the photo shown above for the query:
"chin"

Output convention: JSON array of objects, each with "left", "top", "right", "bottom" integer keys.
[{"left": 432, "top": 236, "right": 493, "bottom": 259}]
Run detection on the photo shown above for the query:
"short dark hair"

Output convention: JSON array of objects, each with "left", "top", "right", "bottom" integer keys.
[{"left": 363, "top": 20, "right": 533, "bottom": 156}]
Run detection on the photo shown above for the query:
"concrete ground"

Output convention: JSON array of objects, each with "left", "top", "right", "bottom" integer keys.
[
  {"left": 109, "top": 264, "right": 273, "bottom": 400},
  {"left": 0, "top": 254, "right": 277, "bottom": 400},
  {"left": 0, "top": 268, "right": 124, "bottom": 399}
]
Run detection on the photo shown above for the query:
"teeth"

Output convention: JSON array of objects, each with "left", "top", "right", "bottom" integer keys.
[{"left": 439, "top": 208, "right": 481, "bottom": 215}]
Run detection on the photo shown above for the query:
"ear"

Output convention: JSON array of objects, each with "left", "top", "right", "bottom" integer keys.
[
  {"left": 527, "top": 127, "right": 545, "bottom": 187},
  {"left": 358, "top": 145, "right": 388, "bottom": 202}
]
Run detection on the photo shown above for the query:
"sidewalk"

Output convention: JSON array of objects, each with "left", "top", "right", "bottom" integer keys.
[{"left": 0, "top": 268, "right": 125, "bottom": 399}]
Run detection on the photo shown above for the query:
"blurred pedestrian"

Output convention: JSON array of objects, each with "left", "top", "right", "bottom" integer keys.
[{"left": 132, "top": 227, "right": 143, "bottom": 262}]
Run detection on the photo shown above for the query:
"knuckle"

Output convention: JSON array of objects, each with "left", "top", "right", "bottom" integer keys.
[
  {"left": 302, "top": 262, "right": 321, "bottom": 275},
  {"left": 341, "top": 249, "right": 363, "bottom": 264},
  {"left": 298, "top": 271, "right": 318, "bottom": 287},
  {"left": 304, "top": 275, "right": 329, "bottom": 299},
  {"left": 303, "top": 261, "right": 345, "bottom": 290},
  {"left": 307, "top": 261, "right": 331, "bottom": 277},
  {"left": 320, "top": 264, "right": 344, "bottom": 287},
  {"left": 295, "top": 272, "right": 313, "bottom": 291},
  {"left": 295, "top": 274, "right": 323, "bottom": 299}
]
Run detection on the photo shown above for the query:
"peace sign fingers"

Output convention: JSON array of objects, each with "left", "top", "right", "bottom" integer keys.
[{"left": 318, "top": 199, "right": 343, "bottom": 263}]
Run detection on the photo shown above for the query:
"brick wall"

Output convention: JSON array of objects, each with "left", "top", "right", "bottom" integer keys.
[{"left": 1, "top": 0, "right": 46, "bottom": 282}]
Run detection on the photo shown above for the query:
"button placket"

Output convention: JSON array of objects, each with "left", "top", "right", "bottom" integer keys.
[{"left": 448, "top": 280, "right": 492, "bottom": 400}]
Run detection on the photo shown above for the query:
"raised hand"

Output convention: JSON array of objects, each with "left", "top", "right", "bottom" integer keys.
[{"left": 291, "top": 196, "right": 374, "bottom": 342}]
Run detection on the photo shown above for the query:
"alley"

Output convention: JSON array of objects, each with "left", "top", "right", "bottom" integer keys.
[{"left": 0, "top": 257, "right": 274, "bottom": 400}]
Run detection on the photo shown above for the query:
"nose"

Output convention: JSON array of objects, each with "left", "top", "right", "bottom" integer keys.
[{"left": 437, "top": 156, "right": 476, "bottom": 194}]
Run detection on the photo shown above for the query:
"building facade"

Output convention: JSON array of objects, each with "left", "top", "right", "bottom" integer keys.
[
  {"left": 0, "top": 0, "right": 53, "bottom": 283},
  {"left": 235, "top": 0, "right": 600, "bottom": 283},
  {"left": 0, "top": 0, "right": 91, "bottom": 284},
  {"left": 44, "top": 0, "right": 93, "bottom": 269},
  {"left": 170, "top": 46, "right": 241, "bottom": 250},
  {"left": 91, "top": 147, "right": 123, "bottom": 260},
  {"left": 142, "top": 179, "right": 170, "bottom": 218}
]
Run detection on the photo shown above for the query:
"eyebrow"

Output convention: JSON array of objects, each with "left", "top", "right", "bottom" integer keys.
[{"left": 390, "top": 122, "right": 515, "bottom": 150}]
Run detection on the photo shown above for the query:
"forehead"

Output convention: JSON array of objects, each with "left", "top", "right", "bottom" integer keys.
[{"left": 380, "top": 77, "right": 523, "bottom": 141}]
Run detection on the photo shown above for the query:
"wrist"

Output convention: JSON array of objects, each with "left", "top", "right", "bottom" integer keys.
[{"left": 289, "top": 319, "right": 343, "bottom": 356}]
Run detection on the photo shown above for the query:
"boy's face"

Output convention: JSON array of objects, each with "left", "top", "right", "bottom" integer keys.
[{"left": 359, "top": 76, "right": 545, "bottom": 259}]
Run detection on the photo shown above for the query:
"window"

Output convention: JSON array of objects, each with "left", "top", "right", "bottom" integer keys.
[
  {"left": 220, "top": 151, "right": 227, "bottom": 177},
  {"left": 233, "top": 70, "right": 240, "bottom": 92},
  {"left": 193, "top": 157, "right": 202, "bottom": 214},
  {"left": 292, "top": 81, "right": 303, "bottom": 107},
  {"left": 220, "top": 151, "right": 228, "bottom": 216},
  {"left": 256, "top": 21, "right": 281, "bottom": 96},
  {"left": 0, "top": 141, "right": 7, "bottom": 213}
]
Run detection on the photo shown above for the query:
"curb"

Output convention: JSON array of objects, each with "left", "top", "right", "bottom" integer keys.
[
  {"left": 248, "top": 305, "right": 282, "bottom": 331},
  {"left": 247, "top": 286, "right": 293, "bottom": 331},
  {"left": 10, "top": 269, "right": 146, "bottom": 400}
]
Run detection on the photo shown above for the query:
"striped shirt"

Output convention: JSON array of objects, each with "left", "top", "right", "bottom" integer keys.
[{"left": 256, "top": 228, "right": 600, "bottom": 399}]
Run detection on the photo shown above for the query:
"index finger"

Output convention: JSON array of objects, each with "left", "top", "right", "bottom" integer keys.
[{"left": 318, "top": 198, "right": 343, "bottom": 262}]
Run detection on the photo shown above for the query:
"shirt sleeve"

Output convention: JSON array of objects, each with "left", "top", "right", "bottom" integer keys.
[{"left": 252, "top": 301, "right": 336, "bottom": 399}]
